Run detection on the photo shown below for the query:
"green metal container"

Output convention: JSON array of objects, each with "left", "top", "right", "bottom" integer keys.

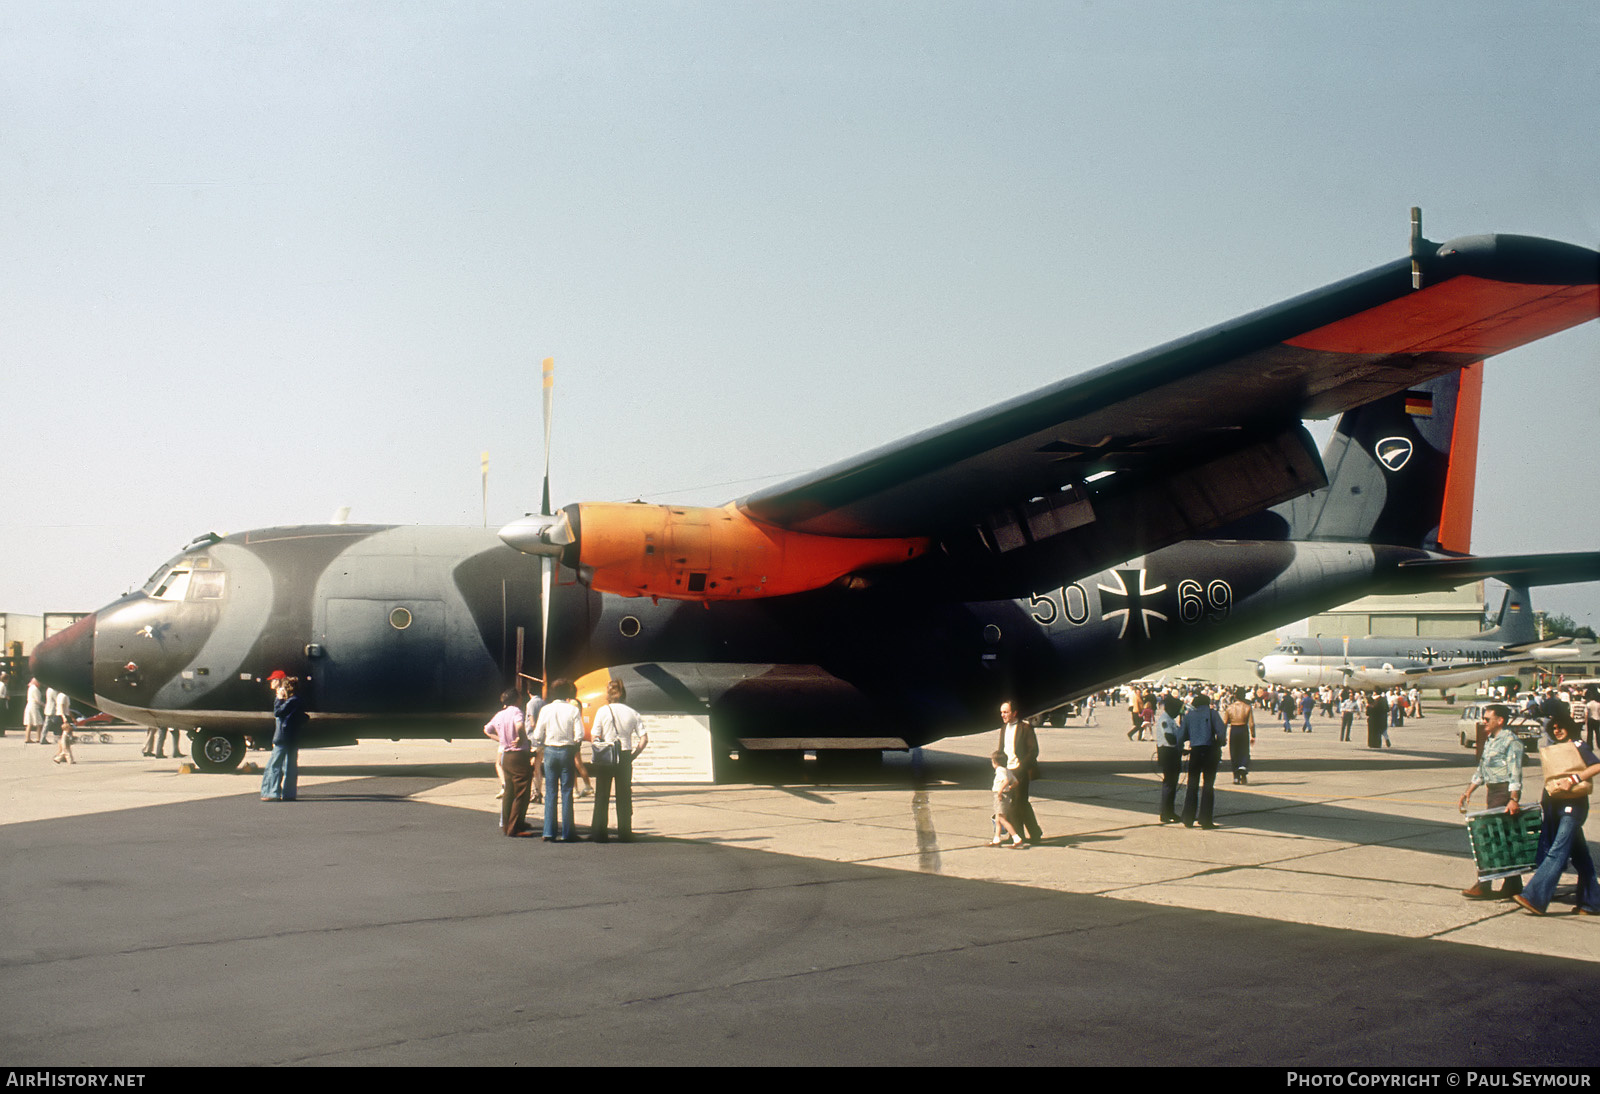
[{"left": 1465, "top": 807, "right": 1543, "bottom": 882}]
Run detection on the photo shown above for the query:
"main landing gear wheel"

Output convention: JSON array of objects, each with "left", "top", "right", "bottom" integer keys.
[{"left": 192, "top": 731, "right": 246, "bottom": 773}]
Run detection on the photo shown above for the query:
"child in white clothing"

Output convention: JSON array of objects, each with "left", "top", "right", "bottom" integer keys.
[{"left": 989, "top": 750, "right": 1026, "bottom": 848}]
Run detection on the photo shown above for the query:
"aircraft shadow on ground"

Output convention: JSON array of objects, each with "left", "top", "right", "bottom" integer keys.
[
  {"left": 260, "top": 773, "right": 484, "bottom": 802},
  {"left": 294, "top": 760, "right": 492, "bottom": 781}
]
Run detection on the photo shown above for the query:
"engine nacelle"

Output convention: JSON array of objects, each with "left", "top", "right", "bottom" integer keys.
[{"left": 566, "top": 501, "right": 927, "bottom": 601}]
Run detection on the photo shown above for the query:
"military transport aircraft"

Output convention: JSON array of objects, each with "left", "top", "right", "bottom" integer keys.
[
  {"left": 31, "top": 223, "right": 1600, "bottom": 772},
  {"left": 1256, "top": 585, "right": 1585, "bottom": 693}
]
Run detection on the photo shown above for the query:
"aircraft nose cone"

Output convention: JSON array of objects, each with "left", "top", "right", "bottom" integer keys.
[{"left": 33, "top": 612, "right": 95, "bottom": 702}]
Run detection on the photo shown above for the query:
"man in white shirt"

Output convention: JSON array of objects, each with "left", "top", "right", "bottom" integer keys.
[
  {"left": 42, "top": 687, "right": 62, "bottom": 744},
  {"left": 532, "top": 678, "right": 587, "bottom": 841},
  {"left": 590, "top": 679, "right": 649, "bottom": 842}
]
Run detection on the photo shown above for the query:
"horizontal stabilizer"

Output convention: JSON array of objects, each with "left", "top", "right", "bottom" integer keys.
[{"left": 1385, "top": 551, "right": 1600, "bottom": 591}]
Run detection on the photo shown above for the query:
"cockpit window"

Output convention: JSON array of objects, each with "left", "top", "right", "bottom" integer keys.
[
  {"left": 143, "top": 553, "right": 226, "bottom": 601},
  {"left": 142, "top": 562, "right": 180, "bottom": 594},
  {"left": 189, "top": 570, "right": 226, "bottom": 600},
  {"left": 151, "top": 570, "right": 192, "bottom": 601}
]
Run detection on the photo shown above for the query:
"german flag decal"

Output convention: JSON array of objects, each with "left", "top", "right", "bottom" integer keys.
[{"left": 1403, "top": 390, "right": 1435, "bottom": 417}]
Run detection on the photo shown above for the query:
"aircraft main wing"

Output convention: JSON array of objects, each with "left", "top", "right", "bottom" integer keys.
[
  {"left": 740, "top": 234, "right": 1598, "bottom": 557},
  {"left": 1399, "top": 650, "right": 1558, "bottom": 678}
]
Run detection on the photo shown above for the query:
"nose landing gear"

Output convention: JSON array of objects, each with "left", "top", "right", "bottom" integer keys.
[{"left": 191, "top": 730, "right": 247, "bottom": 773}]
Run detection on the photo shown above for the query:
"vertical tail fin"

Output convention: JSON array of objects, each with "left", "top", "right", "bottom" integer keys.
[
  {"left": 1484, "top": 585, "right": 1538, "bottom": 644},
  {"left": 1276, "top": 363, "right": 1483, "bottom": 550}
]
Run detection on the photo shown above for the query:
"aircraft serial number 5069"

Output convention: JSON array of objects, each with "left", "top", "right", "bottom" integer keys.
[{"left": 1028, "top": 577, "right": 1232, "bottom": 629}]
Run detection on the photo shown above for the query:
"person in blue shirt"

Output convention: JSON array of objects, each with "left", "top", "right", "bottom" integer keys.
[
  {"left": 261, "top": 674, "right": 305, "bottom": 802},
  {"left": 1178, "top": 692, "right": 1225, "bottom": 829}
]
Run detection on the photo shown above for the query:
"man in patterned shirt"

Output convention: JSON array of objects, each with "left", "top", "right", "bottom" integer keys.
[{"left": 1458, "top": 704, "right": 1525, "bottom": 899}]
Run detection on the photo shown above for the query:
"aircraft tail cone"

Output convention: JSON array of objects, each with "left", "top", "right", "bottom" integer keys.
[{"left": 32, "top": 612, "right": 96, "bottom": 703}]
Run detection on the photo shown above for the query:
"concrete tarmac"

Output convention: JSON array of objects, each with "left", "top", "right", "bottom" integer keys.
[{"left": 4, "top": 712, "right": 1599, "bottom": 1066}]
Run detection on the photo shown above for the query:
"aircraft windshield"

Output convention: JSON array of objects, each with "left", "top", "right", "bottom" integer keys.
[
  {"left": 152, "top": 569, "right": 192, "bottom": 601},
  {"left": 141, "top": 553, "right": 191, "bottom": 594},
  {"left": 143, "top": 553, "right": 227, "bottom": 601}
]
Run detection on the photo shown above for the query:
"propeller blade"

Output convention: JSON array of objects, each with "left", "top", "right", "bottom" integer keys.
[
  {"left": 539, "top": 356, "right": 555, "bottom": 688},
  {"left": 541, "top": 555, "right": 553, "bottom": 689},
  {"left": 541, "top": 356, "right": 554, "bottom": 517}
]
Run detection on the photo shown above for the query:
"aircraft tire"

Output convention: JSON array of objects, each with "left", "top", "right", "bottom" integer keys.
[{"left": 193, "top": 731, "right": 246, "bottom": 773}]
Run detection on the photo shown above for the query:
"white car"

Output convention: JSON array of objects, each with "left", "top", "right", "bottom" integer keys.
[{"left": 1456, "top": 703, "right": 1542, "bottom": 753}]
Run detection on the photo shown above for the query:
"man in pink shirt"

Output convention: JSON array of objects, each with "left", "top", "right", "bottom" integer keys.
[{"left": 484, "top": 689, "right": 535, "bottom": 837}]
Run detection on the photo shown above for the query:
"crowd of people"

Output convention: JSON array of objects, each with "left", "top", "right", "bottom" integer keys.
[
  {"left": 8, "top": 674, "right": 80, "bottom": 765},
  {"left": 4, "top": 664, "right": 655, "bottom": 844},
  {"left": 483, "top": 677, "right": 649, "bottom": 842},
  {"left": 1021, "top": 678, "right": 1600, "bottom": 914},
  {"left": 13, "top": 656, "right": 1600, "bottom": 906},
  {"left": 1116, "top": 682, "right": 1433, "bottom": 749}
]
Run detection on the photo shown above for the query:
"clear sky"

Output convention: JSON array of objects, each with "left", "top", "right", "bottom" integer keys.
[{"left": 2, "top": 2, "right": 1596, "bottom": 628}]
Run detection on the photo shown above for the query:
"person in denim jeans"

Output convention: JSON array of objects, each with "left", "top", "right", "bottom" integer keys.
[
  {"left": 261, "top": 675, "right": 304, "bottom": 802},
  {"left": 532, "top": 678, "right": 587, "bottom": 841},
  {"left": 1514, "top": 714, "right": 1600, "bottom": 916}
]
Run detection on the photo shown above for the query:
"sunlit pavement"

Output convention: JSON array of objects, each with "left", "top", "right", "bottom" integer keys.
[
  {"left": 9, "top": 710, "right": 1593, "bottom": 963},
  {"left": 6, "top": 713, "right": 1599, "bottom": 1066}
]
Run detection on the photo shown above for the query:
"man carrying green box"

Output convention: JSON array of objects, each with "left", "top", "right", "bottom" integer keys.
[{"left": 1458, "top": 704, "right": 1525, "bottom": 900}]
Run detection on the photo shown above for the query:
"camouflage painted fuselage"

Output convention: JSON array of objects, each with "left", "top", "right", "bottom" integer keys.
[{"left": 41, "top": 522, "right": 1427, "bottom": 750}]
